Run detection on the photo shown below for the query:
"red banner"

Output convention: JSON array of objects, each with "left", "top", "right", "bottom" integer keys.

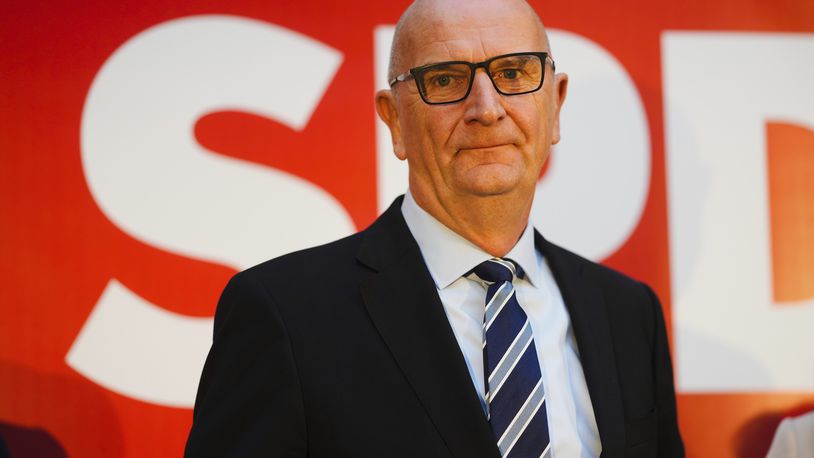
[{"left": 2, "top": 0, "right": 813, "bottom": 456}]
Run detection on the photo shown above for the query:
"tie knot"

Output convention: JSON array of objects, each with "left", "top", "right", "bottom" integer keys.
[{"left": 468, "top": 258, "right": 524, "bottom": 284}]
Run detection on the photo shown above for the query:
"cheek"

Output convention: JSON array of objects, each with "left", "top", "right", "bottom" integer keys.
[
  {"left": 420, "top": 113, "right": 460, "bottom": 165},
  {"left": 399, "top": 111, "right": 429, "bottom": 154},
  {"left": 518, "top": 98, "right": 554, "bottom": 142},
  {"left": 511, "top": 113, "right": 544, "bottom": 152},
  {"left": 507, "top": 108, "right": 553, "bottom": 172},
  {"left": 399, "top": 112, "right": 446, "bottom": 178}
]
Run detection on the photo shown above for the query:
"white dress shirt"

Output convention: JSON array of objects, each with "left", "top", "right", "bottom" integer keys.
[{"left": 401, "top": 191, "right": 601, "bottom": 457}]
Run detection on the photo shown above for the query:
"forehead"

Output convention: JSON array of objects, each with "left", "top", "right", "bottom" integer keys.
[{"left": 405, "top": 4, "right": 545, "bottom": 67}]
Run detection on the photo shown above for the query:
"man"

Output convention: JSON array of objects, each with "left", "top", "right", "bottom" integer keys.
[{"left": 185, "top": 0, "right": 684, "bottom": 456}]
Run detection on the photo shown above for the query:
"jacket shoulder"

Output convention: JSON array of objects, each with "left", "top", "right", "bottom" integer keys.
[
  {"left": 545, "top": 241, "right": 651, "bottom": 293},
  {"left": 238, "top": 231, "right": 367, "bottom": 285},
  {"left": 543, "top": 240, "right": 661, "bottom": 333}
]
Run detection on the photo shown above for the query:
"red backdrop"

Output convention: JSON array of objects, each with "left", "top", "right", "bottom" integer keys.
[{"left": 2, "top": 0, "right": 813, "bottom": 456}]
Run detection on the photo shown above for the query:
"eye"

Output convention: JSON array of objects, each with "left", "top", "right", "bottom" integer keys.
[
  {"left": 428, "top": 73, "right": 464, "bottom": 88},
  {"left": 502, "top": 69, "right": 519, "bottom": 79},
  {"left": 495, "top": 68, "right": 523, "bottom": 80}
]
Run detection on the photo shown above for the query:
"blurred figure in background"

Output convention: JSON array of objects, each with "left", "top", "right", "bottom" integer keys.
[{"left": 767, "top": 411, "right": 814, "bottom": 458}]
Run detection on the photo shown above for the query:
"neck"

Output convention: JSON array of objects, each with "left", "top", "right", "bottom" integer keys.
[{"left": 411, "top": 187, "right": 533, "bottom": 258}]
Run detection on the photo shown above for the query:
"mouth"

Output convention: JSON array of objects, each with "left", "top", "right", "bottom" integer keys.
[{"left": 457, "top": 143, "right": 512, "bottom": 153}]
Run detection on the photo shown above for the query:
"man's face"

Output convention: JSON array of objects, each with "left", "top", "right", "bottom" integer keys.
[{"left": 379, "top": 1, "right": 567, "bottom": 209}]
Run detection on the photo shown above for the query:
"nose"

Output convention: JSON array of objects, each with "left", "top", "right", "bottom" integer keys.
[{"left": 463, "top": 69, "right": 506, "bottom": 125}]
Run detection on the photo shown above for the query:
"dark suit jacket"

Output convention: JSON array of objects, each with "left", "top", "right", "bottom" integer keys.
[{"left": 185, "top": 197, "right": 684, "bottom": 457}]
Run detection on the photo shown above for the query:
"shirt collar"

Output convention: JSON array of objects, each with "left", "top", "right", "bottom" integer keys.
[{"left": 400, "top": 190, "right": 541, "bottom": 289}]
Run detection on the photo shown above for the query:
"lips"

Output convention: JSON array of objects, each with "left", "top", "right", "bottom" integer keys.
[{"left": 457, "top": 143, "right": 512, "bottom": 151}]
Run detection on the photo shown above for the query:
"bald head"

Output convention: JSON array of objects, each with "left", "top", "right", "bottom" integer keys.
[{"left": 387, "top": 0, "right": 550, "bottom": 82}]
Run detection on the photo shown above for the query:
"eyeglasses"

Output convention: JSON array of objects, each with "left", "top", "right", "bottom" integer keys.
[{"left": 389, "top": 52, "right": 555, "bottom": 105}]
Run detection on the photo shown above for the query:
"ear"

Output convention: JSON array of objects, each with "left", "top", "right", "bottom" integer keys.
[
  {"left": 550, "top": 72, "right": 568, "bottom": 145},
  {"left": 375, "top": 89, "right": 407, "bottom": 160}
]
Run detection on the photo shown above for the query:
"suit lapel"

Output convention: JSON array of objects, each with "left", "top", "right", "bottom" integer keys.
[
  {"left": 355, "top": 200, "right": 627, "bottom": 456},
  {"left": 537, "top": 232, "right": 626, "bottom": 457},
  {"left": 357, "top": 198, "right": 500, "bottom": 458}
]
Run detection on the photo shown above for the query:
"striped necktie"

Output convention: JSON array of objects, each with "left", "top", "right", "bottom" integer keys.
[{"left": 468, "top": 258, "right": 550, "bottom": 458}]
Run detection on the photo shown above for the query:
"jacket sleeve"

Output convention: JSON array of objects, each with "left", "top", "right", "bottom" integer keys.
[
  {"left": 185, "top": 271, "right": 307, "bottom": 457},
  {"left": 644, "top": 284, "right": 685, "bottom": 457}
]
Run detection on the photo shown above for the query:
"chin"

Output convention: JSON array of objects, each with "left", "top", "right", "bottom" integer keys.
[
  {"left": 457, "top": 180, "right": 519, "bottom": 197},
  {"left": 454, "top": 167, "right": 524, "bottom": 197}
]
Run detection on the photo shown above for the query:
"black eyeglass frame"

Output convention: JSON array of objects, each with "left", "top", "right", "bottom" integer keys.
[{"left": 388, "top": 51, "right": 555, "bottom": 105}]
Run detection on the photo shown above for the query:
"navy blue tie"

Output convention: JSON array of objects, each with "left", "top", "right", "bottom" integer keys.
[{"left": 468, "top": 258, "right": 550, "bottom": 458}]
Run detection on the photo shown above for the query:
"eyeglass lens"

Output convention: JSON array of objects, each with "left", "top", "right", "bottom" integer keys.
[{"left": 418, "top": 54, "right": 544, "bottom": 103}]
